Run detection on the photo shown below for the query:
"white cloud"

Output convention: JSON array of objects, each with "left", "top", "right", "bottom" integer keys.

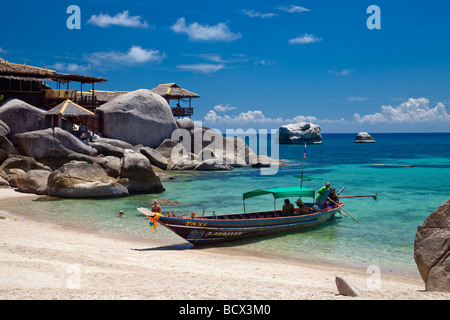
[
  {"left": 353, "top": 98, "right": 450, "bottom": 124},
  {"left": 171, "top": 17, "right": 241, "bottom": 42},
  {"left": 242, "top": 9, "right": 277, "bottom": 18},
  {"left": 328, "top": 68, "right": 355, "bottom": 76},
  {"left": 0, "top": 47, "right": 7, "bottom": 54},
  {"left": 88, "top": 10, "right": 149, "bottom": 28},
  {"left": 214, "top": 104, "right": 237, "bottom": 112},
  {"left": 176, "top": 63, "right": 225, "bottom": 74},
  {"left": 204, "top": 109, "right": 325, "bottom": 127},
  {"left": 288, "top": 34, "right": 322, "bottom": 44},
  {"left": 277, "top": 5, "right": 310, "bottom": 13},
  {"left": 53, "top": 62, "right": 90, "bottom": 73},
  {"left": 85, "top": 46, "right": 165, "bottom": 67}
]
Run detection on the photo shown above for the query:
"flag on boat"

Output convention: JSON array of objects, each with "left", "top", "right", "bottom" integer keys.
[{"left": 304, "top": 143, "right": 307, "bottom": 159}]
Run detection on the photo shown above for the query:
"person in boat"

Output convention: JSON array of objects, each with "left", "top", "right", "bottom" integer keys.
[
  {"left": 296, "top": 199, "right": 313, "bottom": 215},
  {"left": 317, "top": 182, "right": 331, "bottom": 200},
  {"left": 151, "top": 200, "right": 161, "bottom": 214},
  {"left": 328, "top": 188, "right": 339, "bottom": 208},
  {"left": 282, "top": 199, "right": 295, "bottom": 216}
]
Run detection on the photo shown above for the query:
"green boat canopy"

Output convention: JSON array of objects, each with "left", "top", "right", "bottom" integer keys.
[{"left": 243, "top": 186, "right": 315, "bottom": 200}]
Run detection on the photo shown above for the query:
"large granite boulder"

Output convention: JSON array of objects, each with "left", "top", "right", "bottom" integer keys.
[
  {"left": 15, "top": 169, "right": 51, "bottom": 195},
  {"left": 15, "top": 128, "right": 98, "bottom": 169},
  {"left": 355, "top": 132, "right": 375, "bottom": 143},
  {"left": 278, "top": 122, "right": 322, "bottom": 144},
  {"left": 47, "top": 161, "right": 129, "bottom": 198},
  {"left": 0, "top": 155, "right": 51, "bottom": 174},
  {"left": 0, "top": 99, "right": 52, "bottom": 143},
  {"left": 0, "top": 136, "right": 19, "bottom": 156},
  {"left": 414, "top": 199, "right": 450, "bottom": 292},
  {"left": 0, "top": 119, "right": 10, "bottom": 136},
  {"left": 139, "top": 146, "right": 168, "bottom": 170},
  {"left": 97, "top": 89, "right": 178, "bottom": 148},
  {"left": 120, "top": 150, "right": 164, "bottom": 194}
]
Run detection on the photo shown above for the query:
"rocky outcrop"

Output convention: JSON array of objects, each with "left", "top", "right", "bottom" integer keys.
[
  {"left": 96, "top": 89, "right": 178, "bottom": 148},
  {"left": 194, "top": 159, "right": 232, "bottom": 171},
  {"left": 15, "top": 128, "right": 98, "bottom": 169},
  {"left": 15, "top": 169, "right": 51, "bottom": 195},
  {"left": 0, "top": 119, "right": 10, "bottom": 136},
  {"left": 278, "top": 122, "right": 322, "bottom": 144},
  {"left": 47, "top": 161, "right": 129, "bottom": 198},
  {"left": 414, "top": 199, "right": 450, "bottom": 292},
  {"left": 355, "top": 132, "right": 375, "bottom": 143},
  {"left": 0, "top": 99, "right": 52, "bottom": 143},
  {"left": 139, "top": 146, "right": 168, "bottom": 170},
  {"left": 120, "top": 150, "right": 164, "bottom": 194},
  {"left": 0, "top": 155, "right": 51, "bottom": 174}
]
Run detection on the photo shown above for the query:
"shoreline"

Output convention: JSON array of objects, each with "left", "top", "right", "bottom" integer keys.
[{"left": 1, "top": 188, "right": 450, "bottom": 300}]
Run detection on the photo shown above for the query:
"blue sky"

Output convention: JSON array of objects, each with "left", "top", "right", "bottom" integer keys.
[{"left": 1, "top": 0, "right": 450, "bottom": 132}]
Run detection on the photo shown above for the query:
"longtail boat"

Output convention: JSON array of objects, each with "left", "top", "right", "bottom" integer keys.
[{"left": 138, "top": 186, "right": 345, "bottom": 245}]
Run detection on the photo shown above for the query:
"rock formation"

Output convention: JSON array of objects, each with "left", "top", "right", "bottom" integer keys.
[
  {"left": 414, "top": 199, "right": 450, "bottom": 292},
  {"left": 278, "top": 122, "right": 322, "bottom": 144},
  {"left": 0, "top": 99, "right": 52, "bottom": 143},
  {"left": 355, "top": 132, "right": 375, "bottom": 143},
  {"left": 96, "top": 89, "right": 178, "bottom": 148},
  {"left": 47, "top": 161, "right": 129, "bottom": 198}
]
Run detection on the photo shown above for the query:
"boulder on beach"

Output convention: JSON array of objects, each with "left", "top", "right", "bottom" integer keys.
[
  {"left": 139, "top": 146, "right": 168, "bottom": 170},
  {"left": 47, "top": 161, "right": 129, "bottom": 198},
  {"left": 414, "top": 198, "right": 450, "bottom": 292},
  {"left": 97, "top": 89, "right": 178, "bottom": 148},
  {"left": 120, "top": 150, "right": 165, "bottom": 194},
  {"left": 355, "top": 132, "right": 375, "bottom": 143},
  {"left": 278, "top": 122, "right": 322, "bottom": 144},
  {"left": 0, "top": 155, "right": 51, "bottom": 174},
  {"left": 0, "top": 99, "right": 52, "bottom": 143},
  {"left": 0, "top": 119, "right": 10, "bottom": 136},
  {"left": 15, "top": 128, "right": 98, "bottom": 169},
  {"left": 15, "top": 169, "right": 51, "bottom": 195}
]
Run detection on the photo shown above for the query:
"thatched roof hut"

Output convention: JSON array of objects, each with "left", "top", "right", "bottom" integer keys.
[
  {"left": 47, "top": 99, "right": 95, "bottom": 117},
  {"left": 0, "top": 60, "right": 57, "bottom": 81},
  {"left": 0, "top": 60, "right": 107, "bottom": 84},
  {"left": 151, "top": 83, "right": 199, "bottom": 100}
]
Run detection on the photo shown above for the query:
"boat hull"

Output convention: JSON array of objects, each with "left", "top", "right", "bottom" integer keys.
[{"left": 158, "top": 207, "right": 340, "bottom": 245}]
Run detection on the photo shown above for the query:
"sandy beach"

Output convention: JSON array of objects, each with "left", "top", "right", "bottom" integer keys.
[{"left": 0, "top": 188, "right": 449, "bottom": 301}]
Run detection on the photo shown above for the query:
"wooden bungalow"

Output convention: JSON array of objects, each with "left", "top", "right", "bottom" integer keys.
[
  {"left": 0, "top": 59, "right": 107, "bottom": 110},
  {"left": 151, "top": 83, "right": 199, "bottom": 118}
]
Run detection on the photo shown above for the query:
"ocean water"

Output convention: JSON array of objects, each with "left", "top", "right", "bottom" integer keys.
[{"left": 1, "top": 132, "right": 449, "bottom": 276}]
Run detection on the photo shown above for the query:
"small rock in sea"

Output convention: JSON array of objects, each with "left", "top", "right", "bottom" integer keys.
[
  {"left": 335, "top": 276, "right": 366, "bottom": 297},
  {"left": 278, "top": 122, "right": 322, "bottom": 144},
  {"left": 355, "top": 132, "right": 375, "bottom": 143}
]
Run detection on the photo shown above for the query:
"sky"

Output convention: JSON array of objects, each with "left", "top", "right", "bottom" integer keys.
[{"left": 1, "top": 0, "right": 450, "bottom": 133}]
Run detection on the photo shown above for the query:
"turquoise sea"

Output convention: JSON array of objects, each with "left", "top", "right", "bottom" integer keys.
[{"left": 1, "top": 132, "right": 449, "bottom": 276}]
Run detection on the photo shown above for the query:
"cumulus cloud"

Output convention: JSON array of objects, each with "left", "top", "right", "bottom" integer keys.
[
  {"left": 171, "top": 17, "right": 241, "bottom": 42},
  {"left": 176, "top": 63, "right": 225, "bottom": 74},
  {"left": 85, "top": 46, "right": 165, "bottom": 67},
  {"left": 204, "top": 109, "right": 327, "bottom": 127},
  {"left": 353, "top": 98, "right": 450, "bottom": 124},
  {"left": 52, "top": 62, "right": 90, "bottom": 73},
  {"left": 213, "top": 104, "right": 237, "bottom": 112},
  {"left": 288, "top": 34, "right": 322, "bottom": 45},
  {"left": 277, "top": 5, "right": 310, "bottom": 13},
  {"left": 242, "top": 9, "right": 277, "bottom": 18},
  {"left": 88, "top": 10, "right": 149, "bottom": 28}
]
